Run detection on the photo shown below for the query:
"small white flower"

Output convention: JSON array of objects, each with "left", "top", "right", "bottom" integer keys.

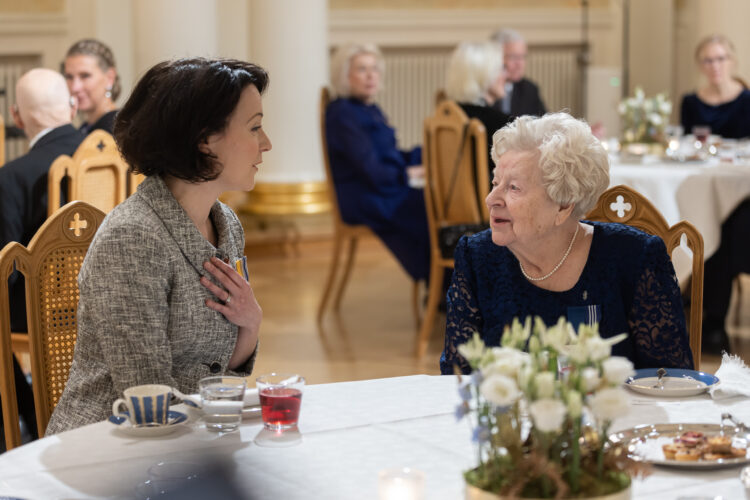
[
  {"left": 457, "top": 332, "right": 486, "bottom": 365},
  {"left": 587, "top": 337, "right": 612, "bottom": 361},
  {"left": 484, "top": 348, "right": 530, "bottom": 378},
  {"left": 540, "top": 317, "right": 572, "bottom": 352},
  {"left": 601, "top": 356, "right": 635, "bottom": 385},
  {"left": 588, "top": 387, "right": 630, "bottom": 422},
  {"left": 480, "top": 374, "right": 520, "bottom": 407},
  {"left": 529, "top": 398, "right": 567, "bottom": 433},
  {"left": 567, "top": 390, "right": 583, "bottom": 419},
  {"left": 534, "top": 371, "right": 556, "bottom": 399},
  {"left": 648, "top": 112, "right": 663, "bottom": 126},
  {"left": 581, "top": 366, "right": 601, "bottom": 392}
]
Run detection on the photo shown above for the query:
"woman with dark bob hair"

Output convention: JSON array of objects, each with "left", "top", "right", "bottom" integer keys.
[{"left": 47, "top": 58, "right": 271, "bottom": 433}]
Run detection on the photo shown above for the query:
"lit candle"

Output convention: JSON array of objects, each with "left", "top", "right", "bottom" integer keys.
[{"left": 378, "top": 468, "right": 424, "bottom": 500}]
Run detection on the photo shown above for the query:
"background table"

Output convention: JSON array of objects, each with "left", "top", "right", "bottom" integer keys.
[{"left": 0, "top": 375, "right": 749, "bottom": 499}]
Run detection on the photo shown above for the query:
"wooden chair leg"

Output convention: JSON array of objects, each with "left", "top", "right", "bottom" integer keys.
[
  {"left": 333, "top": 237, "right": 359, "bottom": 310},
  {"left": 412, "top": 280, "right": 422, "bottom": 330},
  {"left": 1, "top": 325, "right": 22, "bottom": 450},
  {"left": 734, "top": 276, "right": 743, "bottom": 328},
  {"left": 317, "top": 231, "right": 344, "bottom": 322},
  {"left": 416, "top": 263, "right": 444, "bottom": 357}
]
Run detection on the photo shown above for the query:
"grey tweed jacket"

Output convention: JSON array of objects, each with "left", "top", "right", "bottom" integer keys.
[{"left": 46, "top": 176, "right": 256, "bottom": 434}]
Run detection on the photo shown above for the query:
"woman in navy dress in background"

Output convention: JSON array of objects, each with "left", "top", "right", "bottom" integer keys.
[
  {"left": 680, "top": 34, "right": 750, "bottom": 139},
  {"left": 325, "top": 43, "right": 429, "bottom": 282},
  {"left": 681, "top": 34, "right": 750, "bottom": 354},
  {"left": 440, "top": 113, "right": 694, "bottom": 374}
]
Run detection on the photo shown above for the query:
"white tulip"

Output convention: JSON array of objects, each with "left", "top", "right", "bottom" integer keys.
[
  {"left": 535, "top": 371, "right": 556, "bottom": 399},
  {"left": 480, "top": 374, "right": 520, "bottom": 407},
  {"left": 567, "top": 390, "right": 583, "bottom": 419},
  {"left": 581, "top": 367, "right": 601, "bottom": 392},
  {"left": 529, "top": 398, "right": 567, "bottom": 433},
  {"left": 601, "top": 357, "right": 635, "bottom": 384},
  {"left": 588, "top": 387, "right": 630, "bottom": 422}
]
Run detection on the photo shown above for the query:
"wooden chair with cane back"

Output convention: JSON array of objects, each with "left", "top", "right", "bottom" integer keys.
[
  {"left": 417, "top": 100, "right": 490, "bottom": 358},
  {"left": 317, "top": 87, "right": 421, "bottom": 326},
  {"left": 0, "top": 201, "right": 105, "bottom": 450},
  {"left": 47, "top": 130, "right": 140, "bottom": 216},
  {"left": 586, "top": 184, "right": 704, "bottom": 369}
]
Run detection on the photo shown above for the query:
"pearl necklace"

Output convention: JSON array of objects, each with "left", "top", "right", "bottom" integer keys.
[{"left": 519, "top": 224, "right": 580, "bottom": 282}]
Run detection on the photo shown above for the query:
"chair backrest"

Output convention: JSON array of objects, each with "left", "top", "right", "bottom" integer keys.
[
  {"left": 0, "top": 201, "right": 105, "bottom": 448},
  {"left": 423, "top": 100, "right": 489, "bottom": 245},
  {"left": 586, "top": 184, "right": 704, "bottom": 369},
  {"left": 47, "top": 130, "right": 135, "bottom": 216},
  {"left": 319, "top": 87, "right": 349, "bottom": 228}
]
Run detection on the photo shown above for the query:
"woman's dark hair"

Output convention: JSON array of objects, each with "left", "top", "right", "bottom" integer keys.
[
  {"left": 114, "top": 58, "right": 269, "bottom": 182},
  {"left": 63, "top": 38, "right": 121, "bottom": 101}
]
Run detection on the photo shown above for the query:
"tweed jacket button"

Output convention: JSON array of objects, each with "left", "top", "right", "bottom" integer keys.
[{"left": 209, "top": 362, "right": 221, "bottom": 373}]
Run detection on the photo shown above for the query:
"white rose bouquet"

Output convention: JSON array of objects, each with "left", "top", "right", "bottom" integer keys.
[
  {"left": 455, "top": 317, "right": 648, "bottom": 498},
  {"left": 618, "top": 87, "right": 672, "bottom": 144}
]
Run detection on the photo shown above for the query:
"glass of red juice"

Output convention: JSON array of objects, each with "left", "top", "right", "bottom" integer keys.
[{"left": 256, "top": 373, "right": 305, "bottom": 431}]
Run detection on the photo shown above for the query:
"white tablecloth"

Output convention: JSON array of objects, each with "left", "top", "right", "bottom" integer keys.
[
  {"left": 0, "top": 375, "right": 749, "bottom": 499},
  {"left": 610, "top": 157, "right": 750, "bottom": 260}
]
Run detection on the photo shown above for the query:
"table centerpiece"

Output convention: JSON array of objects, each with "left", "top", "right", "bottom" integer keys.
[
  {"left": 455, "top": 317, "right": 648, "bottom": 500},
  {"left": 618, "top": 87, "right": 672, "bottom": 156}
]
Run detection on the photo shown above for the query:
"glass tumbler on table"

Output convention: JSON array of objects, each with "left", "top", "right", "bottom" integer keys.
[
  {"left": 199, "top": 375, "right": 246, "bottom": 432},
  {"left": 256, "top": 373, "right": 305, "bottom": 431}
]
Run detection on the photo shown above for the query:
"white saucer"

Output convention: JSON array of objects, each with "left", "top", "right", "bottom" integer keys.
[{"left": 108, "top": 410, "right": 188, "bottom": 437}]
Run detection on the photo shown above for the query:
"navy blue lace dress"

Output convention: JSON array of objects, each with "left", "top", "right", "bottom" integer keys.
[{"left": 440, "top": 221, "right": 694, "bottom": 374}]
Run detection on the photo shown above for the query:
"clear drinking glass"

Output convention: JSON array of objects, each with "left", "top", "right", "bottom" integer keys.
[
  {"left": 256, "top": 373, "right": 305, "bottom": 431},
  {"left": 199, "top": 376, "right": 246, "bottom": 432}
]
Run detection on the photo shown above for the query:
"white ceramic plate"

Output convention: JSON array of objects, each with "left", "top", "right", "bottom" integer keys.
[
  {"left": 610, "top": 423, "right": 750, "bottom": 469},
  {"left": 108, "top": 410, "right": 188, "bottom": 437},
  {"left": 625, "top": 368, "right": 719, "bottom": 397}
]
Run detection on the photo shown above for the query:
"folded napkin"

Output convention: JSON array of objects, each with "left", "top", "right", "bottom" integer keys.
[
  {"left": 179, "top": 388, "right": 260, "bottom": 409},
  {"left": 710, "top": 353, "right": 750, "bottom": 399}
]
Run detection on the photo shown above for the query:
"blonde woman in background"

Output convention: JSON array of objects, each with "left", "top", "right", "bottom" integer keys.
[
  {"left": 680, "top": 34, "right": 750, "bottom": 139},
  {"left": 445, "top": 41, "right": 512, "bottom": 179},
  {"left": 62, "top": 38, "right": 121, "bottom": 134},
  {"left": 324, "top": 43, "right": 429, "bottom": 282}
]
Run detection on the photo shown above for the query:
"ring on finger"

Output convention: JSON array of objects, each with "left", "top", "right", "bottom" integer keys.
[{"left": 225, "top": 294, "right": 232, "bottom": 305}]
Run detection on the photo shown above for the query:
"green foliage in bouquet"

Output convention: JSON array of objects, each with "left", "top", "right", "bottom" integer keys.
[
  {"left": 618, "top": 87, "right": 672, "bottom": 144},
  {"left": 455, "top": 318, "right": 649, "bottom": 499}
]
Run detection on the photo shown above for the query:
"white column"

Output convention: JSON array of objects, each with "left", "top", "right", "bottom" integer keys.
[
  {"left": 132, "top": 0, "right": 219, "bottom": 76},
  {"left": 248, "top": 0, "right": 327, "bottom": 184}
]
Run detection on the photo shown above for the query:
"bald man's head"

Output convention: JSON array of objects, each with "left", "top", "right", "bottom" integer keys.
[{"left": 13, "top": 68, "right": 74, "bottom": 139}]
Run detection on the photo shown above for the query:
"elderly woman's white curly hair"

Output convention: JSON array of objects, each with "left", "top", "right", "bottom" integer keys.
[
  {"left": 491, "top": 113, "right": 610, "bottom": 219},
  {"left": 329, "top": 43, "right": 385, "bottom": 98},
  {"left": 445, "top": 41, "right": 503, "bottom": 104}
]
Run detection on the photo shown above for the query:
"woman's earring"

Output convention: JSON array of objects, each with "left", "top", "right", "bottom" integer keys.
[{"left": 105, "top": 86, "right": 112, "bottom": 99}]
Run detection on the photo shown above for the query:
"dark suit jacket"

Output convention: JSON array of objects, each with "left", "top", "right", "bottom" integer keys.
[
  {"left": 0, "top": 123, "right": 84, "bottom": 330},
  {"left": 494, "top": 77, "right": 547, "bottom": 118},
  {"left": 458, "top": 103, "right": 512, "bottom": 183}
]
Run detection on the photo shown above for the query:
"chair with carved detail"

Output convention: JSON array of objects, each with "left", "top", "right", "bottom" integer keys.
[
  {"left": 47, "top": 130, "right": 140, "bottom": 216},
  {"left": 586, "top": 184, "right": 704, "bottom": 369},
  {"left": 317, "top": 87, "right": 421, "bottom": 326},
  {"left": 417, "top": 100, "right": 490, "bottom": 357},
  {"left": 0, "top": 201, "right": 105, "bottom": 450}
]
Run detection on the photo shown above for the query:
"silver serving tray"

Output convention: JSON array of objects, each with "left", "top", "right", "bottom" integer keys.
[{"left": 610, "top": 423, "right": 750, "bottom": 469}]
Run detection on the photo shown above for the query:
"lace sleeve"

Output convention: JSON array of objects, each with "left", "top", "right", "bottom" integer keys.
[
  {"left": 440, "top": 238, "right": 483, "bottom": 374},
  {"left": 627, "top": 235, "right": 694, "bottom": 369}
]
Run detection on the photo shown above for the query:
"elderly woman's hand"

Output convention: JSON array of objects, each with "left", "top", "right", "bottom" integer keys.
[{"left": 200, "top": 257, "right": 262, "bottom": 333}]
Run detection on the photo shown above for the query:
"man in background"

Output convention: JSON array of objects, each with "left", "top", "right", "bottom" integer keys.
[
  {"left": 0, "top": 68, "right": 83, "bottom": 449},
  {"left": 491, "top": 28, "right": 547, "bottom": 117}
]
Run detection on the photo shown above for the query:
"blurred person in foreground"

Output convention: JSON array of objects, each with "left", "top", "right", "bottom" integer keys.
[
  {"left": 62, "top": 38, "right": 121, "bottom": 134},
  {"left": 490, "top": 28, "right": 547, "bottom": 118},
  {"left": 445, "top": 41, "right": 512, "bottom": 181},
  {"left": 325, "top": 43, "right": 429, "bottom": 282},
  {"left": 680, "top": 34, "right": 750, "bottom": 139},
  {"left": 681, "top": 35, "right": 750, "bottom": 354},
  {"left": 440, "top": 113, "right": 693, "bottom": 374},
  {"left": 0, "top": 68, "right": 82, "bottom": 449},
  {"left": 47, "top": 58, "right": 269, "bottom": 433}
]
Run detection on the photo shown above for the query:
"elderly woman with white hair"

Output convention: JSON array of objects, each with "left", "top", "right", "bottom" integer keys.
[
  {"left": 440, "top": 113, "right": 693, "bottom": 374},
  {"left": 445, "top": 41, "right": 512, "bottom": 180},
  {"left": 325, "top": 43, "right": 429, "bottom": 282}
]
